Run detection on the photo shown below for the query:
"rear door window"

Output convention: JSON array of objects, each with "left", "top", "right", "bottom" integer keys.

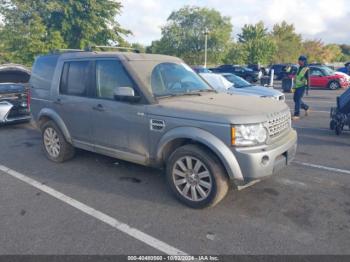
[{"left": 60, "top": 61, "right": 90, "bottom": 96}]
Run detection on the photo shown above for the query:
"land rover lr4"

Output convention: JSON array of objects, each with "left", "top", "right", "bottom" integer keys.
[{"left": 30, "top": 51, "right": 297, "bottom": 208}]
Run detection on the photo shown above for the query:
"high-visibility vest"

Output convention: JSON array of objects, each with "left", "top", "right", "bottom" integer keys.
[{"left": 295, "top": 67, "right": 309, "bottom": 88}]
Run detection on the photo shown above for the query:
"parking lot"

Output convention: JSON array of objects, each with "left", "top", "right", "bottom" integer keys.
[{"left": 0, "top": 87, "right": 350, "bottom": 256}]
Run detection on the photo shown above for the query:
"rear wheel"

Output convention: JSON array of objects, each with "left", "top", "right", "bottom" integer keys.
[
  {"left": 166, "top": 144, "right": 230, "bottom": 209},
  {"left": 41, "top": 121, "right": 75, "bottom": 162},
  {"left": 330, "top": 120, "right": 336, "bottom": 130},
  {"left": 335, "top": 125, "right": 342, "bottom": 136},
  {"left": 328, "top": 81, "right": 340, "bottom": 90}
]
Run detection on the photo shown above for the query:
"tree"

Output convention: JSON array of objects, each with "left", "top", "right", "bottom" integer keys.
[
  {"left": 339, "top": 44, "right": 350, "bottom": 61},
  {"left": 323, "top": 44, "right": 343, "bottom": 62},
  {"left": 149, "top": 6, "right": 233, "bottom": 65},
  {"left": 238, "top": 22, "right": 276, "bottom": 65},
  {"left": 302, "top": 40, "right": 324, "bottom": 63},
  {"left": 0, "top": 0, "right": 130, "bottom": 65},
  {"left": 222, "top": 42, "right": 247, "bottom": 65},
  {"left": 131, "top": 43, "right": 146, "bottom": 53},
  {"left": 271, "top": 21, "right": 302, "bottom": 63}
]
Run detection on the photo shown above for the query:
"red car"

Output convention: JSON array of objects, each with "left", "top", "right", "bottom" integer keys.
[{"left": 309, "top": 66, "right": 348, "bottom": 90}]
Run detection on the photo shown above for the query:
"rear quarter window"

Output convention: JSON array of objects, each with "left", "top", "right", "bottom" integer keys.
[{"left": 30, "top": 55, "right": 59, "bottom": 90}]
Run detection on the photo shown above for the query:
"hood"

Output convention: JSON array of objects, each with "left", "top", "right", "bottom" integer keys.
[
  {"left": 147, "top": 92, "right": 289, "bottom": 124},
  {"left": 228, "top": 85, "right": 283, "bottom": 97},
  {"left": 335, "top": 72, "right": 350, "bottom": 81},
  {"left": 0, "top": 64, "right": 31, "bottom": 84}
]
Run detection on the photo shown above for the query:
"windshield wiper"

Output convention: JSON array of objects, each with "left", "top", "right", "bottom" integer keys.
[
  {"left": 157, "top": 92, "right": 202, "bottom": 99},
  {"left": 195, "top": 89, "right": 217, "bottom": 93}
]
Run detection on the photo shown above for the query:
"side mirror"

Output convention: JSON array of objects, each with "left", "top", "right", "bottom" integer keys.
[{"left": 114, "top": 86, "right": 140, "bottom": 103}]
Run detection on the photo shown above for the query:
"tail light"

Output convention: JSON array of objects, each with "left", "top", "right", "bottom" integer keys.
[{"left": 26, "top": 88, "right": 31, "bottom": 111}]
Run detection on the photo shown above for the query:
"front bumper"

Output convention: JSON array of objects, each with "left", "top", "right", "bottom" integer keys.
[
  {"left": 0, "top": 101, "right": 31, "bottom": 123},
  {"left": 340, "top": 81, "right": 349, "bottom": 88},
  {"left": 233, "top": 129, "right": 297, "bottom": 182}
]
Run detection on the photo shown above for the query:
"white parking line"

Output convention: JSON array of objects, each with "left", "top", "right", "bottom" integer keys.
[
  {"left": 293, "top": 161, "right": 350, "bottom": 175},
  {"left": 0, "top": 164, "right": 187, "bottom": 256}
]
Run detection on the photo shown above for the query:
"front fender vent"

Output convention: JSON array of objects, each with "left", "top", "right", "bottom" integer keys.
[{"left": 150, "top": 119, "right": 165, "bottom": 131}]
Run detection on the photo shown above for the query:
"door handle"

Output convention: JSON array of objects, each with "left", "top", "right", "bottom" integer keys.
[
  {"left": 54, "top": 98, "right": 63, "bottom": 105},
  {"left": 92, "top": 104, "right": 105, "bottom": 112}
]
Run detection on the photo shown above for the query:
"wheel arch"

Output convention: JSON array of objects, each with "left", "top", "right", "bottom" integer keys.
[
  {"left": 328, "top": 79, "right": 340, "bottom": 90},
  {"left": 37, "top": 108, "right": 72, "bottom": 144},
  {"left": 156, "top": 127, "right": 244, "bottom": 181}
]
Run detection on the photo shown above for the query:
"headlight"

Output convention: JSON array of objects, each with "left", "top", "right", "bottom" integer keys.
[{"left": 232, "top": 124, "right": 268, "bottom": 146}]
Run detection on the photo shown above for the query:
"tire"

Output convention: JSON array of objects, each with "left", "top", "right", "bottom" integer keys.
[
  {"left": 330, "top": 120, "right": 336, "bottom": 130},
  {"left": 166, "top": 144, "right": 230, "bottom": 209},
  {"left": 335, "top": 125, "right": 342, "bottom": 136},
  {"left": 328, "top": 81, "right": 340, "bottom": 90},
  {"left": 41, "top": 120, "right": 75, "bottom": 162}
]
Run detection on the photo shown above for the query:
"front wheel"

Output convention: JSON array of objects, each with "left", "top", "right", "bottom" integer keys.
[
  {"left": 328, "top": 81, "right": 340, "bottom": 90},
  {"left": 166, "top": 144, "right": 230, "bottom": 209}
]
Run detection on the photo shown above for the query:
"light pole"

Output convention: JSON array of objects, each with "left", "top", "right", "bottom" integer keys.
[{"left": 204, "top": 28, "right": 209, "bottom": 68}]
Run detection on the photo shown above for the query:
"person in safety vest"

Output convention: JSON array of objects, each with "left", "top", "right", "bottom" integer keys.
[{"left": 292, "top": 55, "right": 310, "bottom": 120}]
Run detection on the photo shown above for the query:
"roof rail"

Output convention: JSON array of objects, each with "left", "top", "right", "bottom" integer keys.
[
  {"left": 86, "top": 45, "right": 140, "bottom": 53},
  {"left": 50, "top": 49, "right": 85, "bottom": 54}
]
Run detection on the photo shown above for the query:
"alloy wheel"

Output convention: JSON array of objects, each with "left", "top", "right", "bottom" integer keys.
[
  {"left": 43, "top": 127, "right": 61, "bottom": 158},
  {"left": 172, "top": 156, "right": 212, "bottom": 202}
]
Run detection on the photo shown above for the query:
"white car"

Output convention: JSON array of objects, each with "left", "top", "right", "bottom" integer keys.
[
  {"left": 200, "top": 73, "right": 285, "bottom": 101},
  {"left": 335, "top": 71, "right": 350, "bottom": 85}
]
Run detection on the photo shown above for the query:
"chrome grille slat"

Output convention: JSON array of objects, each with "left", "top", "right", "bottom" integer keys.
[{"left": 268, "top": 111, "right": 291, "bottom": 138}]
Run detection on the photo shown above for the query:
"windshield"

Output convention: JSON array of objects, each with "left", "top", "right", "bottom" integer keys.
[
  {"left": 321, "top": 66, "right": 335, "bottom": 76},
  {"left": 150, "top": 63, "right": 212, "bottom": 97},
  {"left": 223, "top": 74, "right": 251, "bottom": 88}
]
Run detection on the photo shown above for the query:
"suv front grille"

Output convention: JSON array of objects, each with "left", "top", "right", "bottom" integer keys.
[{"left": 268, "top": 111, "right": 291, "bottom": 138}]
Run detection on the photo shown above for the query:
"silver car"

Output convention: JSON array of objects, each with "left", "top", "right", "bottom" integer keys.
[
  {"left": 200, "top": 72, "right": 285, "bottom": 101},
  {"left": 30, "top": 51, "right": 297, "bottom": 208}
]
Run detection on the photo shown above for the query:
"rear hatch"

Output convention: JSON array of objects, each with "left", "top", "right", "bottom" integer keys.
[{"left": 0, "top": 64, "right": 31, "bottom": 121}]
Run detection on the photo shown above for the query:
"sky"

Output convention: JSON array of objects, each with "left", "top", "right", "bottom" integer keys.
[{"left": 118, "top": 0, "right": 350, "bottom": 45}]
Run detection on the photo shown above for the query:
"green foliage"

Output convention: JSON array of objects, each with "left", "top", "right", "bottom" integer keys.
[
  {"left": 302, "top": 40, "right": 345, "bottom": 63},
  {"left": 131, "top": 43, "right": 146, "bottom": 53},
  {"left": 339, "top": 44, "right": 350, "bottom": 61},
  {"left": 222, "top": 43, "right": 247, "bottom": 65},
  {"left": 238, "top": 22, "right": 276, "bottom": 64},
  {"left": 323, "top": 44, "right": 344, "bottom": 62},
  {"left": 0, "top": 0, "right": 130, "bottom": 65},
  {"left": 271, "top": 21, "right": 302, "bottom": 63},
  {"left": 149, "top": 6, "right": 232, "bottom": 65}
]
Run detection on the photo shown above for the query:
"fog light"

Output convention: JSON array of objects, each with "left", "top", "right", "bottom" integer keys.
[{"left": 261, "top": 155, "right": 269, "bottom": 166}]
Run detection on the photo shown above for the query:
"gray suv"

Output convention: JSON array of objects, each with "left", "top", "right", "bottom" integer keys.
[{"left": 30, "top": 51, "right": 297, "bottom": 208}]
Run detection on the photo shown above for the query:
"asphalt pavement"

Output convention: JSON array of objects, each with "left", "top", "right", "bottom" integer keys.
[{"left": 0, "top": 88, "right": 349, "bottom": 256}]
